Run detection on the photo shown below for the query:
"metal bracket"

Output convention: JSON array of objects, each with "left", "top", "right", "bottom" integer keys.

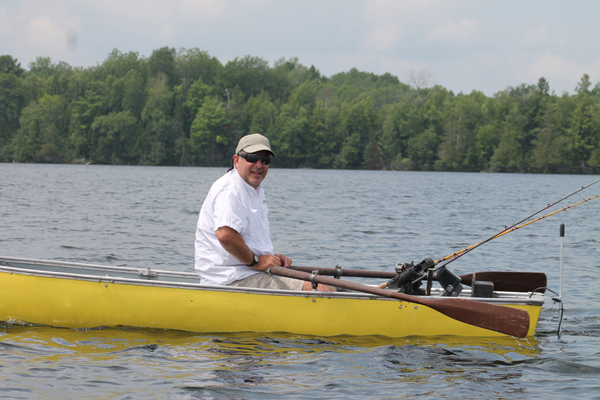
[
  {"left": 309, "top": 270, "right": 319, "bottom": 290},
  {"left": 138, "top": 267, "right": 157, "bottom": 279},
  {"left": 334, "top": 264, "right": 343, "bottom": 279}
]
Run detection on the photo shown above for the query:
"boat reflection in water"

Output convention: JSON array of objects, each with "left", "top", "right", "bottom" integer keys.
[{"left": 1, "top": 323, "right": 543, "bottom": 397}]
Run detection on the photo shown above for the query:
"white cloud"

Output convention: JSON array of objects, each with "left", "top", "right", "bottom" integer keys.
[
  {"left": 522, "top": 25, "right": 549, "bottom": 47},
  {"left": 0, "top": 7, "right": 13, "bottom": 39},
  {"left": 180, "top": 0, "right": 229, "bottom": 18},
  {"left": 360, "top": 24, "right": 399, "bottom": 51},
  {"left": 424, "top": 18, "right": 480, "bottom": 44},
  {"left": 360, "top": 0, "right": 447, "bottom": 51},
  {"left": 26, "top": 17, "right": 63, "bottom": 49},
  {"left": 363, "top": 0, "right": 440, "bottom": 20},
  {"left": 0, "top": 2, "right": 81, "bottom": 64},
  {"left": 523, "top": 53, "right": 581, "bottom": 81},
  {"left": 157, "top": 26, "right": 176, "bottom": 41}
]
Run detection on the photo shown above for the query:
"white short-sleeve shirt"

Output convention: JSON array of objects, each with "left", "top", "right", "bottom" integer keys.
[{"left": 194, "top": 169, "right": 273, "bottom": 285}]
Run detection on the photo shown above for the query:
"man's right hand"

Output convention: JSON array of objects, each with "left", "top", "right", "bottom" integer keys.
[{"left": 254, "top": 254, "right": 286, "bottom": 271}]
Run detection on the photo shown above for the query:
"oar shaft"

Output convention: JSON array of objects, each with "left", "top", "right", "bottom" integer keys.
[
  {"left": 291, "top": 265, "right": 396, "bottom": 279},
  {"left": 269, "top": 266, "right": 530, "bottom": 338}
]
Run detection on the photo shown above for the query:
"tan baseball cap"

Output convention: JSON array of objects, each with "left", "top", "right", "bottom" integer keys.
[{"left": 235, "top": 133, "right": 276, "bottom": 157}]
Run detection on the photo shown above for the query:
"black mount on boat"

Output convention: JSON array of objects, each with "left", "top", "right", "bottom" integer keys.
[
  {"left": 385, "top": 257, "right": 463, "bottom": 296},
  {"left": 436, "top": 265, "right": 463, "bottom": 296},
  {"left": 386, "top": 258, "right": 433, "bottom": 295}
]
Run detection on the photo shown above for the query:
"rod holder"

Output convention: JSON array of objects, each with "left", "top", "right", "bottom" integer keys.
[
  {"left": 558, "top": 223, "right": 565, "bottom": 338},
  {"left": 559, "top": 223, "right": 564, "bottom": 299}
]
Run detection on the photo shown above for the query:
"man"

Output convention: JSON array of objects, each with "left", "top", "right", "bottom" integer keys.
[{"left": 195, "top": 133, "right": 334, "bottom": 292}]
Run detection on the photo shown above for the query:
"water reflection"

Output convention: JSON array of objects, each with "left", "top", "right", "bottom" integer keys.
[
  {"left": 0, "top": 325, "right": 544, "bottom": 398},
  {"left": 1, "top": 325, "right": 542, "bottom": 359}
]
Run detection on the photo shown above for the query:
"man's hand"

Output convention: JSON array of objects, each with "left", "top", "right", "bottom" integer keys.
[
  {"left": 253, "top": 254, "right": 292, "bottom": 271},
  {"left": 275, "top": 254, "right": 292, "bottom": 268},
  {"left": 215, "top": 226, "right": 292, "bottom": 271}
]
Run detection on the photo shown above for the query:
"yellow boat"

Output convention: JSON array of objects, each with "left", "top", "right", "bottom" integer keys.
[{"left": 0, "top": 257, "right": 545, "bottom": 338}]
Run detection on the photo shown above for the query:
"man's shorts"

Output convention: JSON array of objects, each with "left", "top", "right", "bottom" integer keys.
[{"left": 228, "top": 272, "right": 305, "bottom": 291}]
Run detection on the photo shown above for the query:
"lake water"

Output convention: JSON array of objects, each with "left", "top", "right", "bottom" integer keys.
[{"left": 1, "top": 164, "right": 599, "bottom": 399}]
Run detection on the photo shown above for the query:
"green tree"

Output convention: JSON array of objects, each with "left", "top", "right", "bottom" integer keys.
[
  {"left": 575, "top": 73, "right": 592, "bottom": 94},
  {"left": 102, "top": 49, "right": 146, "bottom": 78},
  {"left": 69, "top": 80, "right": 109, "bottom": 160},
  {"left": 140, "top": 76, "right": 175, "bottom": 165},
  {"left": 176, "top": 48, "right": 222, "bottom": 89},
  {"left": 0, "top": 70, "right": 26, "bottom": 159},
  {"left": 565, "top": 94, "right": 598, "bottom": 172},
  {"left": 531, "top": 102, "right": 569, "bottom": 173},
  {"left": 0, "top": 55, "right": 25, "bottom": 77},
  {"left": 148, "top": 47, "right": 178, "bottom": 86},
  {"left": 90, "top": 111, "right": 139, "bottom": 164},
  {"left": 407, "top": 127, "right": 439, "bottom": 170},
  {"left": 244, "top": 91, "right": 278, "bottom": 136},
  {"left": 335, "top": 97, "right": 379, "bottom": 169},
  {"left": 11, "top": 94, "right": 67, "bottom": 163},
  {"left": 216, "top": 55, "right": 272, "bottom": 101},
  {"left": 438, "top": 92, "right": 485, "bottom": 171},
  {"left": 189, "top": 97, "right": 227, "bottom": 165}
]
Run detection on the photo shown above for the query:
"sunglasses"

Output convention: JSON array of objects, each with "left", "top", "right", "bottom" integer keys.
[{"left": 239, "top": 153, "right": 272, "bottom": 165}]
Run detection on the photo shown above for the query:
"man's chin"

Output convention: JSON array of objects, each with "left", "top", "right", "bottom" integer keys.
[{"left": 249, "top": 175, "right": 264, "bottom": 187}]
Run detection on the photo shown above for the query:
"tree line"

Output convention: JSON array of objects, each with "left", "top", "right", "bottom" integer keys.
[{"left": 1, "top": 48, "right": 599, "bottom": 173}]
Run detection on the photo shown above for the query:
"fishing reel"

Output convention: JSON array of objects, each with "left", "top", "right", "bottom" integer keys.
[
  {"left": 386, "top": 258, "right": 436, "bottom": 295},
  {"left": 386, "top": 257, "right": 463, "bottom": 296}
]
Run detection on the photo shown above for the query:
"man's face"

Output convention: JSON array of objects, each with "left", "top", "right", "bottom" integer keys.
[{"left": 233, "top": 150, "right": 270, "bottom": 189}]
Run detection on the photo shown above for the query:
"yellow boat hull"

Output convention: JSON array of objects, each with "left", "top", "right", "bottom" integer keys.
[{"left": 0, "top": 258, "right": 543, "bottom": 337}]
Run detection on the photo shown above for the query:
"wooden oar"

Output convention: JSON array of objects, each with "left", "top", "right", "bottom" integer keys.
[
  {"left": 291, "top": 266, "right": 546, "bottom": 293},
  {"left": 269, "top": 266, "right": 530, "bottom": 338},
  {"left": 291, "top": 265, "right": 396, "bottom": 279},
  {"left": 459, "top": 271, "right": 546, "bottom": 293}
]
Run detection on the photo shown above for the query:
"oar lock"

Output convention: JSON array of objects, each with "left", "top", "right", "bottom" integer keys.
[{"left": 387, "top": 257, "right": 463, "bottom": 297}]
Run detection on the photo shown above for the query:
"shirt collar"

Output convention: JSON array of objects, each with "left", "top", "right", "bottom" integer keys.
[{"left": 232, "top": 168, "right": 260, "bottom": 196}]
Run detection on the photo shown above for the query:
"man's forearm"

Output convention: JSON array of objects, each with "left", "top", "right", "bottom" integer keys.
[
  {"left": 215, "top": 226, "right": 288, "bottom": 271},
  {"left": 215, "top": 226, "right": 254, "bottom": 265}
]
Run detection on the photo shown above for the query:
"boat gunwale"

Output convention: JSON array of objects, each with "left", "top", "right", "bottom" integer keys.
[{"left": 0, "top": 256, "right": 545, "bottom": 305}]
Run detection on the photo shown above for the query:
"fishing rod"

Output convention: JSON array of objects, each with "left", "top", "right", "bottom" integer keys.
[
  {"left": 380, "top": 194, "right": 598, "bottom": 289},
  {"left": 438, "top": 178, "right": 600, "bottom": 265},
  {"left": 436, "top": 195, "right": 598, "bottom": 269},
  {"left": 499, "top": 178, "right": 600, "bottom": 233}
]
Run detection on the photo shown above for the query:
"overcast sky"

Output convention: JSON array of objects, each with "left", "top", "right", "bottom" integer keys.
[{"left": 1, "top": 0, "right": 599, "bottom": 96}]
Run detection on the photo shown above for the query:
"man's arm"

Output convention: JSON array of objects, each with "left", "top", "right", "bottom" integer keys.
[{"left": 215, "top": 226, "right": 291, "bottom": 271}]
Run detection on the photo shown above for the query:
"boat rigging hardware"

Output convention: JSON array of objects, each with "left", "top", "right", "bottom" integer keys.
[
  {"left": 138, "top": 267, "right": 158, "bottom": 279},
  {"left": 532, "top": 287, "right": 564, "bottom": 337},
  {"left": 334, "top": 265, "right": 343, "bottom": 279},
  {"left": 425, "top": 268, "right": 434, "bottom": 295},
  {"left": 385, "top": 258, "right": 436, "bottom": 295},
  {"left": 309, "top": 270, "right": 319, "bottom": 290},
  {"left": 436, "top": 266, "right": 463, "bottom": 296}
]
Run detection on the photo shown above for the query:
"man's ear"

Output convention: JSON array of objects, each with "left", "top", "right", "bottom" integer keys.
[{"left": 232, "top": 155, "right": 240, "bottom": 167}]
